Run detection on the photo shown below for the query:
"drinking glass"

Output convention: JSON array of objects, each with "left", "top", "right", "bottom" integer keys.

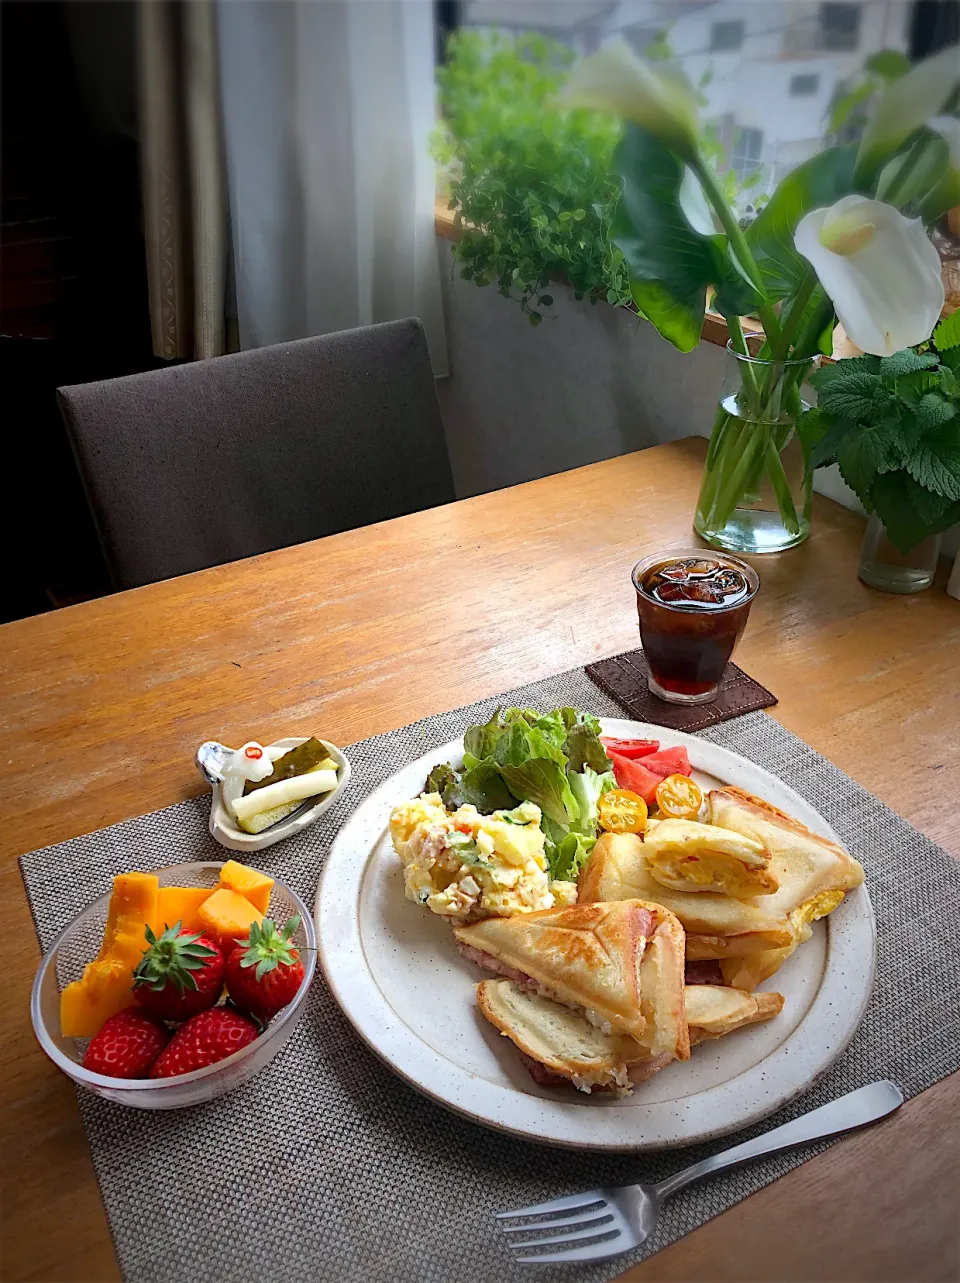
[{"left": 631, "top": 550, "right": 759, "bottom": 705}]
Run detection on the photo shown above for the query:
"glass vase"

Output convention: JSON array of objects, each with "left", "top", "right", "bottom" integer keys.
[
  {"left": 694, "top": 342, "right": 816, "bottom": 555},
  {"left": 858, "top": 514, "right": 941, "bottom": 593}
]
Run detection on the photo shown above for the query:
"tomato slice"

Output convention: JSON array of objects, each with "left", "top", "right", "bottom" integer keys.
[
  {"left": 598, "top": 788, "right": 649, "bottom": 834},
  {"left": 654, "top": 774, "right": 704, "bottom": 821},
  {"left": 600, "top": 737, "right": 659, "bottom": 759}
]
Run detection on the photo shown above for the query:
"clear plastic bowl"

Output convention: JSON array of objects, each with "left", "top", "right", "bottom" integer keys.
[{"left": 30, "top": 862, "right": 316, "bottom": 1109}]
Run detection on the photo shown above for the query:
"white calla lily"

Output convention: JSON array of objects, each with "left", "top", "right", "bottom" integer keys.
[
  {"left": 559, "top": 41, "right": 699, "bottom": 163},
  {"left": 856, "top": 45, "right": 960, "bottom": 179},
  {"left": 794, "top": 196, "right": 944, "bottom": 356}
]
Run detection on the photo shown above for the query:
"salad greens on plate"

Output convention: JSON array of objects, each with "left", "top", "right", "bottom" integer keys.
[{"left": 425, "top": 706, "right": 616, "bottom": 881}]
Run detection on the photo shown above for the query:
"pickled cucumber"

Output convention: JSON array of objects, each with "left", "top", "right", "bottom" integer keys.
[{"left": 242, "top": 737, "right": 332, "bottom": 796}]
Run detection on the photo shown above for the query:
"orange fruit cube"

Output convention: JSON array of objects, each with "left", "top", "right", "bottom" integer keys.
[
  {"left": 216, "top": 860, "right": 274, "bottom": 915},
  {"left": 198, "top": 888, "right": 261, "bottom": 950},
  {"left": 157, "top": 886, "right": 213, "bottom": 934}
]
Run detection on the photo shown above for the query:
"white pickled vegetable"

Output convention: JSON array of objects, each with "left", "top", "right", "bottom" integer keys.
[{"left": 229, "top": 769, "right": 338, "bottom": 821}]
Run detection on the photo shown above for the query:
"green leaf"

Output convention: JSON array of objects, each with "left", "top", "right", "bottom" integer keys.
[
  {"left": 915, "top": 393, "right": 956, "bottom": 434},
  {"left": 461, "top": 761, "right": 516, "bottom": 812},
  {"left": 836, "top": 424, "right": 902, "bottom": 498},
  {"left": 877, "top": 131, "right": 950, "bottom": 208},
  {"left": 746, "top": 145, "right": 858, "bottom": 300},
  {"left": 547, "top": 831, "right": 595, "bottom": 882},
  {"left": 864, "top": 50, "right": 912, "bottom": 82},
  {"left": 612, "top": 124, "right": 761, "bottom": 353},
  {"left": 904, "top": 424, "right": 960, "bottom": 500},
  {"left": 879, "top": 350, "right": 940, "bottom": 383},
  {"left": 811, "top": 355, "right": 881, "bottom": 386},
  {"left": 896, "top": 369, "right": 942, "bottom": 407},
  {"left": 933, "top": 310, "right": 960, "bottom": 353},
  {"left": 808, "top": 417, "right": 857, "bottom": 471},
  {"left": 528, "top": 311, "right": 542, "bottom": 327},
  {"left": 829, "top": 80, "right": 875, "bottom": 134},
  {"left": 871, "top": 471, "right": 958, "bottom": 552},
  {"left": 817, "top": 371, "right": 884, "bottom": 421}
]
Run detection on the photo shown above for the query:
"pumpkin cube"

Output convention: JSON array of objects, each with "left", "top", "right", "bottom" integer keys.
[
  {"left": 198, "top": 888, "right": 262, "bottom": 951},
  {"left": 98, "top": 872, "right": 160, "bottom": 964},
  {"left": 216, "top": 860, "right": 274, "bottom": 915},
  {"left": 60, "top": 959, "right": 137, "bottom": 1039},
  {"left": 157, "top": 886, "right": 213, "bottom": 934}
]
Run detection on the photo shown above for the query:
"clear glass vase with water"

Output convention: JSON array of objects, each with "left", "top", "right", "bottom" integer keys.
[{"left": 695, "top": 342, "right": 817, "bottom": 555}]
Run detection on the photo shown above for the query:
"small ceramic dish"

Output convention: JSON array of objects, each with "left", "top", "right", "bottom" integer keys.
[
  {"left": 31, "top": 862, "right": 316, "bottom": 1109},
  {"left": 198, "top": 737, "right": 351, "bottom": 853}
]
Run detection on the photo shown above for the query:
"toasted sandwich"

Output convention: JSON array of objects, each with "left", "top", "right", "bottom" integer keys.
[
  {"left": 476, "top": 980, "right": 784, "bottom": 1092},
  {"left": 706, "top": 787, "right": 865, "bottom": 988},
  {"left": 579, "top": 788, "right": 864, "bottom": 984},
  {"left": 454, "top": 899, "right": 687, "bottom": 1056},
  {"left": 643, "top": 818, "right": 778, "bottom": 898},
  {"left": 579, "top": 833, "right": 794, "bottom": 956}
]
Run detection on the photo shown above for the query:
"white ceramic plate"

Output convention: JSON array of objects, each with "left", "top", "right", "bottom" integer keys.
[{"left": 316, "top": 718, "right": 875, "bottom": 1150}]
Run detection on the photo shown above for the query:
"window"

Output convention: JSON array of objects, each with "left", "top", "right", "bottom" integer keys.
[
  {"left": 730, "top": 126, "right": 763, "bottom": 183},
  {"left": 710, "top": 19, "right": 745, "bottom": 52},
  {"left": 820, "top": 3, "right": 861, "bottom": 51},
  {"left": 790, "top": 73, "right": 820, "bottom": 96},
  {"left": 625, "top": 26, "right": 664, "bottom": 59}
]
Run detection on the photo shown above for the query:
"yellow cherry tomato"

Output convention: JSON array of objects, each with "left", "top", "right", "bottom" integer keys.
[
  {"left": 654, "top": 773, "right": 704, "bottom": 820},
  {"left": 598, "top": 789, "right": 649, "bottom": 834}
]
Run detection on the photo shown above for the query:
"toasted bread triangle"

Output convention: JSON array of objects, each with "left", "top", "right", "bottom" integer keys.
[{"left": 456, "top": 900, "right": 677, "bottom": 1043}]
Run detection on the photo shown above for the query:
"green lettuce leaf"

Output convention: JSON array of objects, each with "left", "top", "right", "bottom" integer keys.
[
  {"left": 546, "top": 832, "right": 596, "bottom": 882},
  {"left": 568, "top": 767, "right": 616, "bottom": 836},
  {"left": 458, "top": 759, "right": 516, "bottom": 812}
]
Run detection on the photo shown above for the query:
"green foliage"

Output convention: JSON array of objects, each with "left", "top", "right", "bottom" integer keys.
[
  {"left": 808, "top": 337, "right": 960, "bottom": 551},
  {"left": 434, "top": 29, "right": 632, "bottom": 315},
  {"left": 612, "top": 125, "right": 760, "bottom": 352},
  {"left": 827, "top": 48, "right": 911, "bottom": 137},
  {"left": 745, "top": 146, "right": 858, "bottom": 300}
]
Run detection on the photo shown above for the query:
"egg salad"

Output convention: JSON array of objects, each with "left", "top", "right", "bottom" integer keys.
[{"left": 389, "top": 794, "right": 578, "bottom": 920}]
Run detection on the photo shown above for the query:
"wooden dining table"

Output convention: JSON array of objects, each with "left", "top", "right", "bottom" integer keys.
[{"left": 2, "top": 435, "right": 958, "bottom": 1282}]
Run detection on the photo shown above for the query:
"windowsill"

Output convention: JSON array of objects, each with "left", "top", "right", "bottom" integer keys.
[{"left": 434, "top": 199, "right": 855, "bottom": 359}]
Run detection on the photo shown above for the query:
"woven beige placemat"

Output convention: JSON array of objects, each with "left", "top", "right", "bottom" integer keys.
[{"left": 20, "top": 667, "right": 960, "bottom": 1283}]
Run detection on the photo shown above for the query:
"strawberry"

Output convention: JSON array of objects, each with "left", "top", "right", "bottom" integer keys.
[
  {"left": 132, "top": 920, "right": 224, "bottom": 1021},
  {"left": 224, "top": 916, "right": 306, "bottom": 1022},
  {"left": 149, "top": 1006, "right": 259, "bottom": 1078},
  {"left": 82, "top": 1007, "right": 171, "bottom": 1079}
]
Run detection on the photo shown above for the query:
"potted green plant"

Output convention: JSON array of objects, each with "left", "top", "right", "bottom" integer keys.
[
  {"left": 561, "top": 43, "right": 959, "bottom": 554},
  {"left": 800, "top": 310, "right": 960, "bottom": 592}
]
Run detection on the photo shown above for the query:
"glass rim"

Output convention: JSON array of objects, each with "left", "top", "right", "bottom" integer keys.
[
  {"left": 724, "top": 338, "right": 819, "bottom": 369},
  {"left": 631, "top": 548, "right": 760, "bottom": 614}
]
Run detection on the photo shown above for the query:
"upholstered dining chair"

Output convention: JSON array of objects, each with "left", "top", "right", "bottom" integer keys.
[{"left": 57, "top": 318, "right": 455, "bottom": 590}]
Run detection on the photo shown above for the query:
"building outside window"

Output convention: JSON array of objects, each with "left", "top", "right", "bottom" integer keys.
[
  {"left": 820, "top": 3, "right": 862, "bottom": 51},
  {"left": 730, "top": 126, "right": 764, "bottom": 183},
  {"left": 790, "top": 73, "right": 821, "bottom": 95},
  {"left": 710, "top": 19, "right": 745, "bottom": 52}
]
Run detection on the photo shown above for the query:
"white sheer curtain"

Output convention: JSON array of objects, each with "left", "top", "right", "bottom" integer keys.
[{"left": 215, "top": 0, "right": 448, "bottom": 374}]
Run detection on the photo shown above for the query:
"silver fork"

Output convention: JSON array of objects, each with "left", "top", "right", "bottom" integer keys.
[{"left": 497, "top": 1079, "right": 903, "bottom": 1265}]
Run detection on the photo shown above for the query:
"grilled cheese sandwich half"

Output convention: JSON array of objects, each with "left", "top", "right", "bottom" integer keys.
[
  {"left": 476, "top": 980, "right": 784, "bottom": 1093},
  {"left": 455, "top": 899, "right": 688, "bottom": 1058}
]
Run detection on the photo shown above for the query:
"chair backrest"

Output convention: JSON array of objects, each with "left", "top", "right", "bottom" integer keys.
[{"left": 57, "top": 318, "right": 455, "bottom": 589}]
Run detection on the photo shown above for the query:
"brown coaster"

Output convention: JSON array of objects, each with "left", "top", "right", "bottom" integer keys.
[{"left": 585, "top": 647, "right": 777, "bottom": 733}]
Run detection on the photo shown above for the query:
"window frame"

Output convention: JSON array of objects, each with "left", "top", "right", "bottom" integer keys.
[
  {"left": 789, "top": 72, "right": 821, "bottom": 96},
  {"left": 709, "top": 18, "right": 745, "bottom": 52},
  {"left": 819, "top": 2, "right": 862, "bottom": 52}
]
